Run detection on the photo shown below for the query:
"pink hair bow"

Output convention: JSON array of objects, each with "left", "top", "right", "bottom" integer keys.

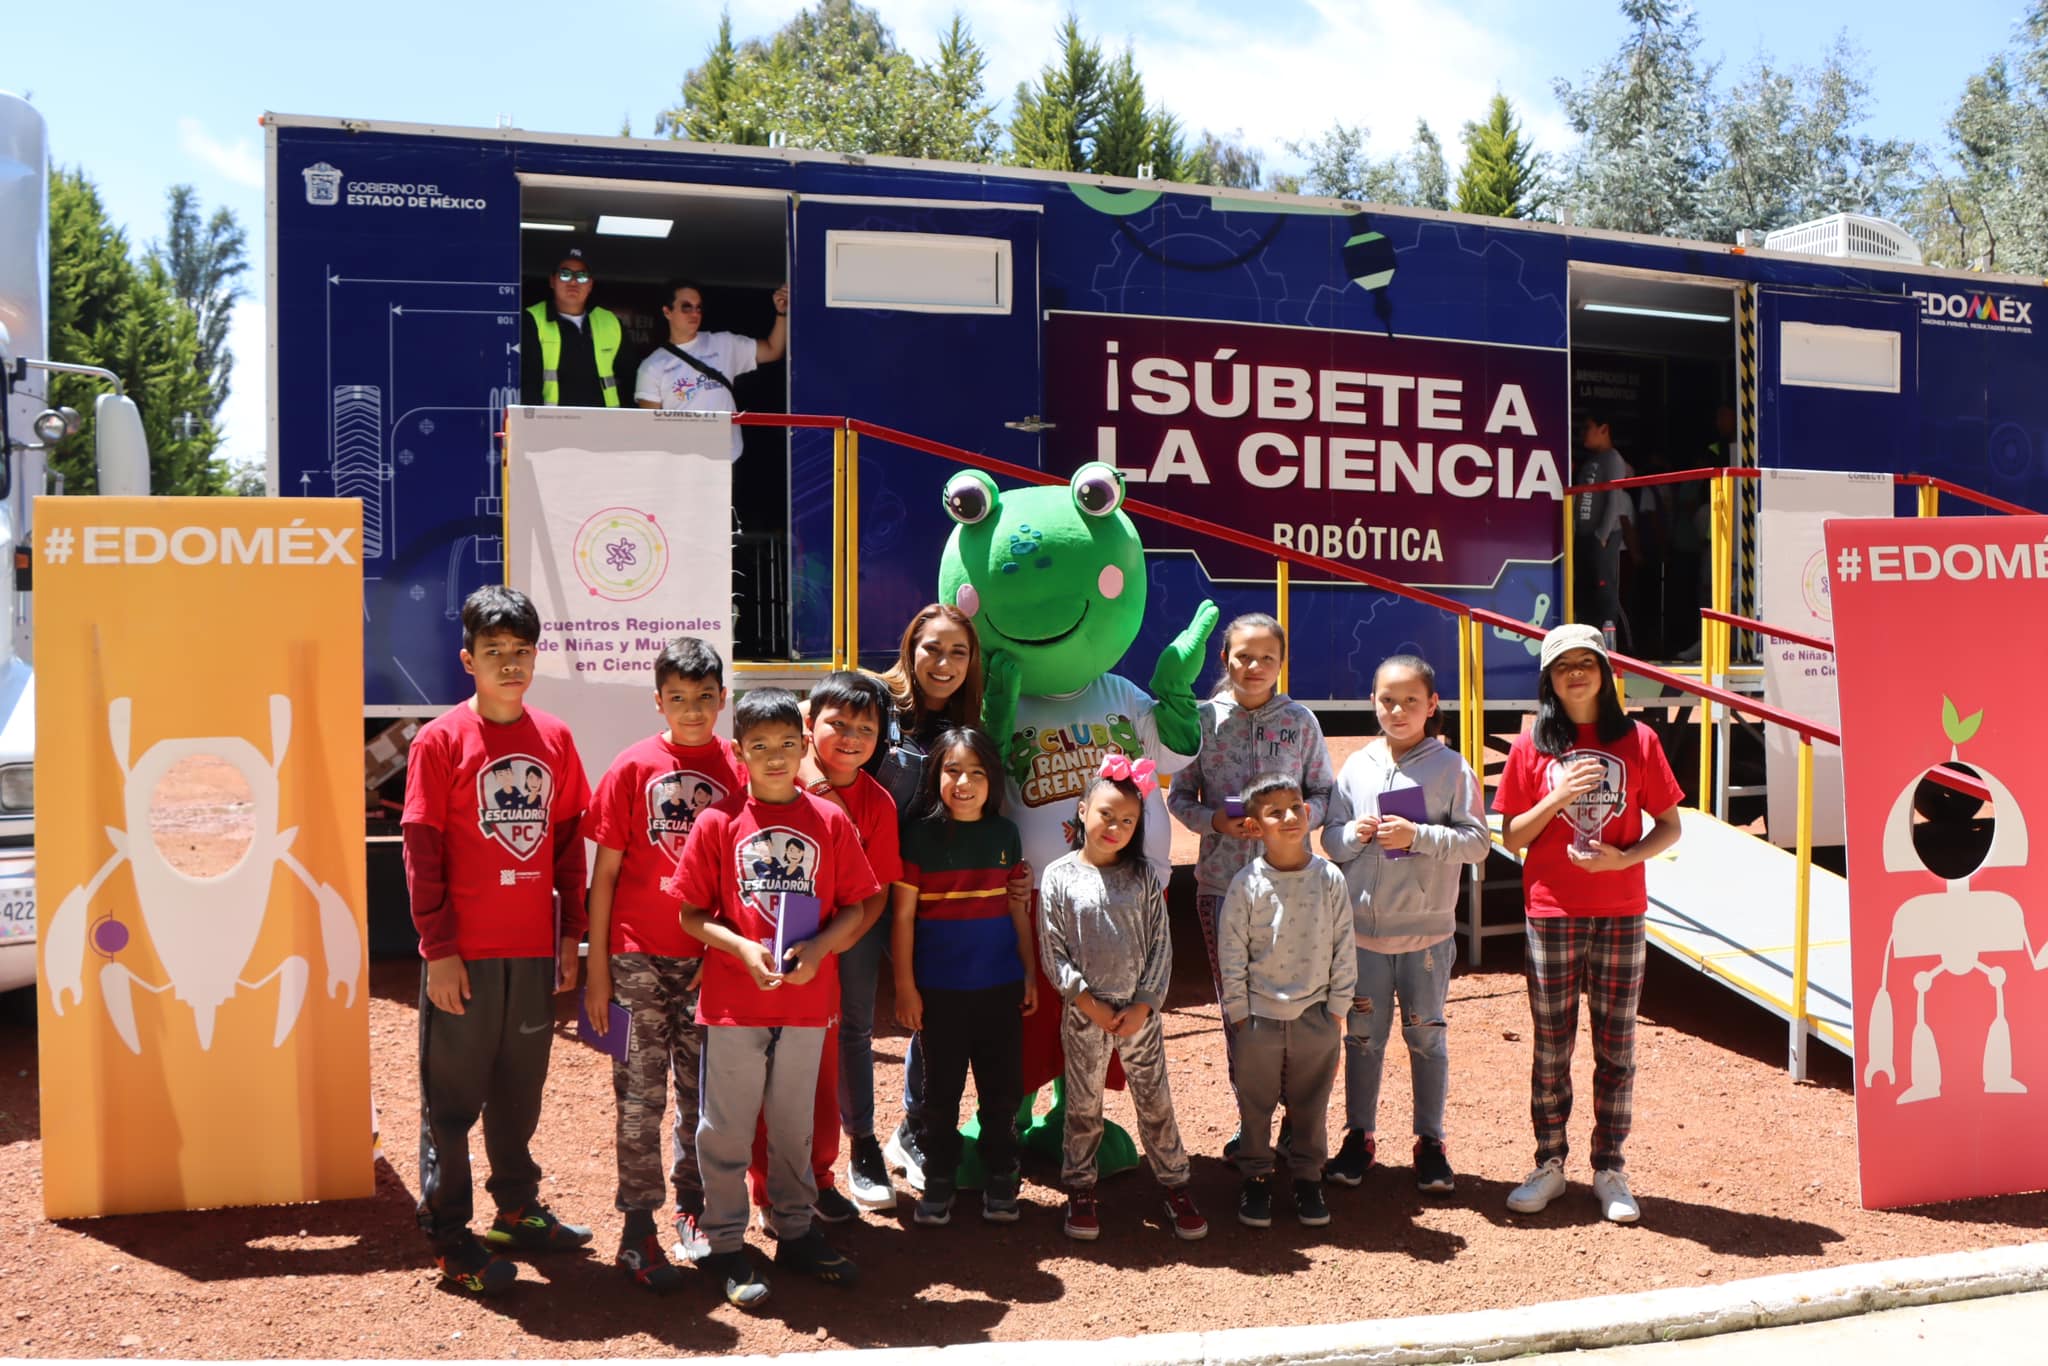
[{"left": 1097, "top": 753, "right": 1159, "bottom": 798}]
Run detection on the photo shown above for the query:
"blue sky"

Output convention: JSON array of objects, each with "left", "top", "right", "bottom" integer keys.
[{"left": 2, "top": 0, "right": 2031, "bottom": 472}]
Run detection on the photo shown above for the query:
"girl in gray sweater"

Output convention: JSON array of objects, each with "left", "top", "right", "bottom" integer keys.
[{"left": 1321, "top": 654, "right": 1489, "bottom": 1195}]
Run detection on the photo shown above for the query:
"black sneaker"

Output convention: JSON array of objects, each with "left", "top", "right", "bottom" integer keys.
[
  {"left": 1237, "top": 1176, "right": 1273, "bottom": 1228},
  {"left": 774, "top": 1227, "right": 860, "bottom": 1286},
  {"left": 1414, "top": 1137, "right": 1457, "bottom": 1194},
  {"left": 701, "top": 1250, "right": 770, "bottom": 1310},
  {"left": 914, "top": 1179, "right": 955, "bottom": 1227},
  {"left": 617, "top": 1233, "right": 683, "bottom": 1293},
  {"left": 1324, "top": 1129, "right": 1375, "bottom": 1187},
  {"left": 435, "top": 1234, "right": 516, "bottom": 1297},
  {"left": 982, "top": 1168, "right": 1022, "bottom": 1224},
  {"left": 1293, "top": 1178, "right": 1331, "bottom": 1227},
  {"left": 485, "top": 1203, "right": 593, "bottom": 1251},
  {"left": 847, "top": 1135, "right": 896, "bottom": 1210},
  {"left": 813, "top": 1185, "right": 860, "bottom": 1224},
  {"left": 884, "top": 1121, "right": 928, "bottom": 1193}
]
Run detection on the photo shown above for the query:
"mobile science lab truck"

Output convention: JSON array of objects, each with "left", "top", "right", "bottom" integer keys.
[{"left": 263, "top": 112, "right": 2048, "bottom": 712}]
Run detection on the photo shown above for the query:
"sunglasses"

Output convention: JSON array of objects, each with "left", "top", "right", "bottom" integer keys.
[{"left": 555, "top": 269, "right": 591, "bottom": 284}]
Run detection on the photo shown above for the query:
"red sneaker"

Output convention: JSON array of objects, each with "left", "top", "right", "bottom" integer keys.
[
  {"left": 1163, "top": 1187, "right": 1209, "bottom": 1241},
  {"left": 1062, "top": 1188, "right": 1101, "bottom": 1241}
]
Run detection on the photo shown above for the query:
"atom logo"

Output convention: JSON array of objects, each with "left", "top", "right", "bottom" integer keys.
[{"left": 572, "top": 507, "right": 669, "bottom": 602}]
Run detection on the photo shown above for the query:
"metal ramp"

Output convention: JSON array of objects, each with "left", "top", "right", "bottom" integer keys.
[{"left": 1483, "top": 809, "right": 1852, "bottom": 1066}]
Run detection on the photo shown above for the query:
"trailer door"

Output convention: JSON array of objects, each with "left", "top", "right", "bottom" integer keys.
[
  {"left": 1756, "top": 287, "right": 1918, "bottom": 478},
  {"left": 787, "top": 200, "right": 1042, "bottom": 662}
]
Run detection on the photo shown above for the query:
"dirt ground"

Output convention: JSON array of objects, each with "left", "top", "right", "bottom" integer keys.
[{"left": 2, "top": 737, "right": 2044, "bottom": 1359}]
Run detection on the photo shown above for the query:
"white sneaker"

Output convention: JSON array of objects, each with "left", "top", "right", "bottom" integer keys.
[
  {"left": 1593, "top": 1167, "right": 1640, "bottom": 1223},
  {"left": 1505, "top": 1158, "right": 1567, "bottom": 1214}
]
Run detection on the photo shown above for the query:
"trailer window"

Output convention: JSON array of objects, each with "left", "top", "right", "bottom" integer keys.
[
  {"left": 1780, "top": 321, "right": 1901, "bottom": 394},
  {"left": 824, "top": 230, "right": 1011, "bottom": 314}
]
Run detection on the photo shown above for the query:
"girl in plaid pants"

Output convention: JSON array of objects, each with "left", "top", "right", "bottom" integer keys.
[{"left": 1494, "top": 624, "right": 1683, "bottom": 1224}]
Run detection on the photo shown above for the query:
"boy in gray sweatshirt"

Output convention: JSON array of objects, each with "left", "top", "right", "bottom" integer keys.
[
  {"left": 1217, "top": 772, "right": 1355, "bottom": 1229},
  {"left": 1321, "top": 655, "right": 1489, "bottom": 1194}
]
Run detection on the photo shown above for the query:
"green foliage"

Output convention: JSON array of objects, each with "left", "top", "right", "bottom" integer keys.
[
  {"left": 1457, "top": 94, "right": 1545, "bottom": 218},
  {"left": 47, "top": 168, "right": 229, "bottom": 496},
  {"left": 1704, "top": 36, "right": 1916, "bottom": 240},
  {"left": 1408, "top": 121, "right": 1449, "bottom": 211},
  {"left": 147, "top": 185, "right": 247, "bottom": 424},
  {"left": 1284, "top": 123, "right": 1412, "bottom": 203},
  {"left": 1552, "top": 0, "right": 1719, "bottom": 238},
  {"left": 656, "top": 3, "right": 1000, "bottom": 162},
  {"left": 1006, "top": 14, "right": 1190, "bottom": 180},
  {"left": 1182, "top": 131, "right": 1264, "bottom": 190},
  {"left": 1904, "top": 6, "right": 2048, "bottom": 272}
]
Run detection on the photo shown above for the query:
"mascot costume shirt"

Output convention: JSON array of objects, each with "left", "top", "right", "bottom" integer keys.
[{"left": 937, "top": 462, "right": 1217, "bottom": 1165}]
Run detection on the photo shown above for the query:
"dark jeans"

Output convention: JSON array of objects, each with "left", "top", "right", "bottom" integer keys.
[{"left": 916, "top": 980, "right": 1025, "bottom": 1190}]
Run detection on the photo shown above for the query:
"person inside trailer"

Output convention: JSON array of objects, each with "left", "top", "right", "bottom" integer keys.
[
  {"left": 520, "top": 246, "right": 627, "bottom": 409},
  {"left": 635, "top": 277, "right": 789, "bottom": 461}
]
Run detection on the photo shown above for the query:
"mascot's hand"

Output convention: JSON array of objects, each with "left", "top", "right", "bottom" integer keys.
[
  {"left": 1149, "top": 599, "right": 1218, "bottom": 757},
  {"left": 983, "top": 648, "right": 1023, "bottom": 764}
]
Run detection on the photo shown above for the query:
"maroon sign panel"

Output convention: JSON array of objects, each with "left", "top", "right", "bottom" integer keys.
[{"left": 1043, "top": 312, "right": 1569, "bottom": 586}]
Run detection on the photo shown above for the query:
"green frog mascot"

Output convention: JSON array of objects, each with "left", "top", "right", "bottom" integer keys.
[{"left": 936, "top": 461, "right": 1217, "bottom": 1177}]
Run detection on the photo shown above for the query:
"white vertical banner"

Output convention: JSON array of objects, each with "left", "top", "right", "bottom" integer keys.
[
  {"left": 506, "top": 408, "right": 734, "bottom": 794},
  {"left": 1758, "top": 468, "right": 1893, "bottom": 846}
]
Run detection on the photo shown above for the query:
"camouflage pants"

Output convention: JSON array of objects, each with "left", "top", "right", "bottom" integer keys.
[{"left": 610, "top": 952, "right": 705, "bottom": 1214}]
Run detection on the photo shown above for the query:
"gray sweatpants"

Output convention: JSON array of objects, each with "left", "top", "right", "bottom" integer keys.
[
  {"left": 415, "top": 957, "right": 556, "bottom": 1242},
  {"left": 696, "top": 1024, "right": 826, "bottom": 1254},
  {"left": 1060, "top": 1001, "right": 1190, "bottom": 1189},
  {"left": 1234, "top": 1008, "right": 1342, "bottom": 1181}
]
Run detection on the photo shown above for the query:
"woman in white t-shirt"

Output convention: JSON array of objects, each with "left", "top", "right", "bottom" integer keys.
[{"left": 633, "top": 278, "right": 789, "bottom": 460}]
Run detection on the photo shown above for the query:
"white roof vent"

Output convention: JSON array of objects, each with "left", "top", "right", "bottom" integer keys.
[{"left": 1762, "top": 212, "right": 1922, "bottom": 265}]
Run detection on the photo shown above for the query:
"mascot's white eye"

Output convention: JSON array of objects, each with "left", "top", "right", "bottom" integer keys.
[
  {"left": 943, "top": 470, "right": 998, "bottom": 525},
  {"left": 1072, "top": 463, "right": 1125, "bottom": 518}
]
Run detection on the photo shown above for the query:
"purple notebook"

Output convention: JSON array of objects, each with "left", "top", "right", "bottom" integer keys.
[
  {"left": 1375, "top": 785, "right": 1431, "bottom": 860},
  {"left": 772, "top": 893, "right": 824, "bottom": 968},
  {"left": 577, "top": 999, "right": 632, "bottom": 1062}
]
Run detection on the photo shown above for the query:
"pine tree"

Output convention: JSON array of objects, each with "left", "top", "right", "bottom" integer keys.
[
  {"left": 1456, "top": 94, "right": 1545, "bottom": 218},
  {"left": 1007, "top": 15, "right": 1109, "bottom": 172}
]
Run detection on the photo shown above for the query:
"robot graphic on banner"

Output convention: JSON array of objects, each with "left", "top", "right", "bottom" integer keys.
[
  {"left": 44, "top": 696, "right": 363, "bottom": 1055},
  {"left": 1864, "top": 698, "right": 2048, "bottom": 1103},
  {"left": 938, "top": 461, "right": 1216, "bottom": 1168}
]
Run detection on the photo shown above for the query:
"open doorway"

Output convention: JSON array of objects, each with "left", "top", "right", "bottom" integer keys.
[
  {"left": 516, "top": 175, "right": 791, "bottom": 658},
  {"left": 1569, "top": 266, "right": 1740, "bottom": 662}
]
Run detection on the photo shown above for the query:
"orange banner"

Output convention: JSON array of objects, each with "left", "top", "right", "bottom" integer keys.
[{"left": 34, "top": 498, "right": 371, "bottom": 1217}]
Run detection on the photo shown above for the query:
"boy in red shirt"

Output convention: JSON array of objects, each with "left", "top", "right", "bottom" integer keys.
[
  {"left": 404, "top": 586, "right": 593, "bottom": 1297},
  {"left": 584, "top": 637, "right": 745, "bottom": 1291},
  {"left": 747, "top": 672, "right": 904, "bottom": 1221},
  {"left": 675, "top": 688, "right": 880, "bottom": 1309}
]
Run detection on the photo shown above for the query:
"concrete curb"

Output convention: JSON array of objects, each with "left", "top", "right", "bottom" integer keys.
[{"left": 715, "top": 1241, "right": 2048, "bottom": 1366}]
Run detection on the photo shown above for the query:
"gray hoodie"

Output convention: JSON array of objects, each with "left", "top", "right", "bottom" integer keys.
[
  {"left": 1167, "top": 693, "right": 1336, "bottom": 896},
  {"left": 1322, "top": 736, "right": 1490, "bottom": 944}
]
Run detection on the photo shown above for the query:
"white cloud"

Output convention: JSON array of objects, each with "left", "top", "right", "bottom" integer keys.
[
  {"left": 215, "top": 297, "right": 268, "bottom": 482},
  {"left": 177, "top": 117, "right": 264, "bottom": 190}
]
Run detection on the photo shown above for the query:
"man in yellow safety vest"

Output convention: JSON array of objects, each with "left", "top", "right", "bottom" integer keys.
[{"left": 521, "top": 247, "right": 623, "bottom": 407}]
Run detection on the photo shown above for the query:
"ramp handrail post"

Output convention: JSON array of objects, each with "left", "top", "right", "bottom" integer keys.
[
  {"left": 1275, "top": 559, "right": 1291, "bottom": 694},
  {"left": 1918, "top": 483, "right": 1940, "bottom": 518},
  {"left": 846, "top": 425, "right": 861, "bottom": 667},
  {"left": 1789, "top": 735, "right": 1815, "bottom": 1081},
  {"left": 1458, "top": 615, "right": 1477, "bottom": 774},
  {"left": 831, "top": 426, "right": 848, "bottom": 669},
  {"left": 1470, "top": 614, "right": 1486, "bottom": 775},
  {"left": 1561, "top": 493, "right": 1575, "bottom": 623},
  {"left": 1712, "top": 473, "right": 1735, "bottom": 822}
]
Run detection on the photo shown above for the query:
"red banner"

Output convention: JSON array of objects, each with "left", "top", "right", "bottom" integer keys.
[
  {"left": 1826, "top": 515, "right": 2048, "bottom": 1208},
  {"left": 1043, "top": 312, "right": 1568, "bottom": 586}
]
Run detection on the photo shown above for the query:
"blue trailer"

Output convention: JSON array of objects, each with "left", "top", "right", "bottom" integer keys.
[{"left": 264, "top": 113, "right": 2048, "bottom": 711}]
